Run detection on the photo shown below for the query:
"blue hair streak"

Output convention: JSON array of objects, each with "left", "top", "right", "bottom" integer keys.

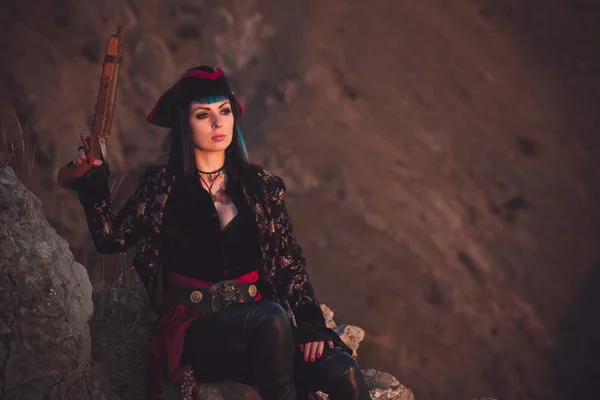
[
  {"left": 198, "top": 95, "right": 229, "bottom": 104},
  {"left": 236, "top": 125, "right": 249, "bottom": 162}
]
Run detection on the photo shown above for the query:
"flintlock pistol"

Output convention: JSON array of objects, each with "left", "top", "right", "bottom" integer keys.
[{"left": 57, "top": 25, "right": 125, "bottom": 189}]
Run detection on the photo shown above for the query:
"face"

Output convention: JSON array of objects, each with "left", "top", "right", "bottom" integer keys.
[{"left": 188, "top": 96, "right": 234, "bottom": 153}]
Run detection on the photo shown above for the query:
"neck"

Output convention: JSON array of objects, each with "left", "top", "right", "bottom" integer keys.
[{"left": 194, "top": 150, "right": 226, "bottom": 173}]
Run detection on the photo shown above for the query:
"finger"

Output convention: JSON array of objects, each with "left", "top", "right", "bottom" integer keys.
[
  {"left": 73, "top": 157, "right": 80, "bottom": 167},
  {"left": 309, "top": 341, "right": 319, "bottom": 362},
  {"left": 303, "top": 343, "right": 312, "bottom": 362},
  {"left": 316, "top": 341, "right": 325, "bottom": 358},
  {"left": 299, "top": 344, "right": 304, "bottom": 352},
  {"left": 89, "top": 158, "right": 103, "bottom": 166},
  {"left": 328, "top": 341, "right": 334, "bottom": 349},
  {"left": 79, "top": 151, "right": 87, "bottom": 164}
]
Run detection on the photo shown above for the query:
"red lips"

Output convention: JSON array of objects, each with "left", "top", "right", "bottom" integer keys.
[{"left": 211, "top": 134, "right": 226, "bottom": 142}]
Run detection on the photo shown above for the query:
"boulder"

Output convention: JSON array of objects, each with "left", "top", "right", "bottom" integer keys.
[
  {"left": 0, "top": 167, "right": 97, "bottom": 399},
  {"left": 310, "top": 369, "right": 414, "bottom": 400},
  {"left": 321, "top": 304, "right": 365, "bottom": 358}
]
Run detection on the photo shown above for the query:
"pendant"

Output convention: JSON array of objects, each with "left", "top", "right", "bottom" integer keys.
[{"left": 206, "top": 170, "right": 223, "bottom": 183}]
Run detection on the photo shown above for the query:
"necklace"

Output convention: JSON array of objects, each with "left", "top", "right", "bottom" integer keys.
[
  {"left": 198, "top": 168, "right": 226, "bottom": 203},
  {"left": 197, "top": 166, "right": 225, "bottom": 183}
]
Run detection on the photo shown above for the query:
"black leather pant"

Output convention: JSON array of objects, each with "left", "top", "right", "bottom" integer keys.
[{"left": 181, "top": 301, "right": 371, "bottom": 400}]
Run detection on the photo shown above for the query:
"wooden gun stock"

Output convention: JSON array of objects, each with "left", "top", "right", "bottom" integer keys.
[{"left": 57, "top": 26, "right": 126, "bottom": 189}]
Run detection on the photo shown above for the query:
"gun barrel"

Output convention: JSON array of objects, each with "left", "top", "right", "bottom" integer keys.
[
  {"left": 56, "top": 26, "right": 126, "bottom": 189},
  {"left": 102, "top": 26, "right": 126, "bottom": 144}
]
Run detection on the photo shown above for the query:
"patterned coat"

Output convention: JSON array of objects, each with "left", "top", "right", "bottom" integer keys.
[{"left": 80, "top": 163, "right": 326, "bottom": 328}]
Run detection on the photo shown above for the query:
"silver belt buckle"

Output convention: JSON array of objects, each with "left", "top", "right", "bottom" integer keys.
[{"left": 211, "top": 283, "right": 243, "bottom": 312}]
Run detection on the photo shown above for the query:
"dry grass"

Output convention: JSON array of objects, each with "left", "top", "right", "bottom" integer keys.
[
  {"left": 1, "top": 110, "right": 36, "bottom": 183},
  {"left": 1, "top": 110, "right": 140, "bottom": 290},
  {"left": 90, "top": 285, "right": 156, "bottom": 399}
]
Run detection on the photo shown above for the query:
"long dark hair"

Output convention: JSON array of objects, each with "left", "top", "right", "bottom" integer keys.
[{"left": 164, "top": 103, "right": 253, "bottom": 194}]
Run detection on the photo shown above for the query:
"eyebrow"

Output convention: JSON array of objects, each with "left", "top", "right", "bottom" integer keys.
[{"left": 191, "top": 101, "right": 230, "bottom": 112}]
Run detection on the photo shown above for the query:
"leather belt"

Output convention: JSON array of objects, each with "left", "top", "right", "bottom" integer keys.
[{"left": 167, "top": 279, "right": 259, "bottom": 314}]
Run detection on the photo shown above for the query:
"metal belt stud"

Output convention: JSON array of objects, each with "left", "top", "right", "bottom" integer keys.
[
  {"left": 190, "top": 290, "right": 203, "bottom": 303},
  {"left": 248, "top": 284, "right": 257, "bottom": 297}
]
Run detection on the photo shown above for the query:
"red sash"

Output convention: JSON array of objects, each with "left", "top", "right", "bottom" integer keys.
[{"left": 146, "top": 270, "right": 261, "bottom": 399}]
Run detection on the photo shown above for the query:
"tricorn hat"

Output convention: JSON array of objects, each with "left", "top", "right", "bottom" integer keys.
[{"left": 146, "top": 66, "right": 244, "bottom": 128}]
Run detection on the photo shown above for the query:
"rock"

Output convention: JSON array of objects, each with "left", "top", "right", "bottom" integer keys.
[
  {"left": 362, "top": 369, "right": 414, "bottom": 400},
  {"left": 0, "top": 167, "right": 97, "bottom": 399},
  {"left": 333, "top": 324, "right": 365, "bottom": 358},
  {"left": 197, "top": 381, "right": 261, "bottom": 400},
  {"left": 320, "top": 304, "right": 337, "bottom": 328},
  {"left": 320, "top": 304, "right": 365, "bottom": 358},
  {"left": 163, "top": 369, "right": 415, "bottom": 400},
  {"left": 161, "top": 379, "right": 262, "bottom": 400},
  {"left": 311, "top": 369, "right": 414, "bottom": 400}
]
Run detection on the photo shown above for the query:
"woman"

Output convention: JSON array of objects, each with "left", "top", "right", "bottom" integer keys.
[{"left": 72, "top": 66, "right": 371, "bottom": 400}]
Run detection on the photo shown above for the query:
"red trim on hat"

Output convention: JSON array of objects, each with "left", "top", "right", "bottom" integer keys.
[
  {"left": 181, "top": 68, "right": 223, "bottom": 80},
  {"left": 146, "top": 68, "right": 244, "bottom": 126}
]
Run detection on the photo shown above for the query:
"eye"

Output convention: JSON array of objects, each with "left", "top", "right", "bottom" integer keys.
[
  {"left": 221, "top": 108, "right": 232, "bottom": 115},
  {"left": 195, "top": 113, "right": 208, "bottom": 119}
]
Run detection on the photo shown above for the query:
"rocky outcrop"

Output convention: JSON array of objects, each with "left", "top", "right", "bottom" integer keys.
[{"left": 0, "top": 167, "right": 98, "bottom": 399}]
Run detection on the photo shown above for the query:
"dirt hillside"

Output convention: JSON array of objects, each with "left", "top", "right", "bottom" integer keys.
[{"left": 1, "top": 1, "right": 599, "bottom": 399}]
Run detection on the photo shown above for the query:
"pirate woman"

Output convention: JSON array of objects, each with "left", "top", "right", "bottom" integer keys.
[{"left": 71, "top": 66, "right": 372, "bottom": 400}]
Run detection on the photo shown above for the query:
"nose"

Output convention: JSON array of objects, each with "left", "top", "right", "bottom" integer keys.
[{"left": 212, "top": 115, "right": 223, "bottom": 129}]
